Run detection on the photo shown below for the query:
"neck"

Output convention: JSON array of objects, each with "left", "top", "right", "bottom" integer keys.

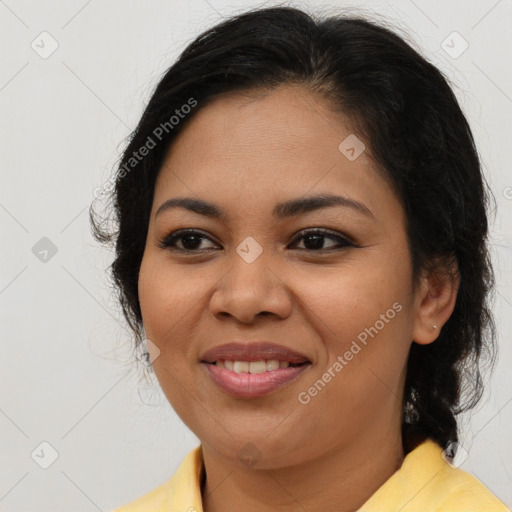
[{"left": 201, "top": 428, "right": 404, "bottom": 512}]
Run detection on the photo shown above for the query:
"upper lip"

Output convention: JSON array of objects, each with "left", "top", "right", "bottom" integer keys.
[{"left": 200, "top": 342, "right": 311, "bottom": 364}]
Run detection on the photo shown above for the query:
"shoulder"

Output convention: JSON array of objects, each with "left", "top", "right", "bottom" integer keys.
[
  {"left": 110, "top": 445, "right": 204, "bottom": 512},
  {"left": 110, "top": 476, "right": 173, "bottom": 512},
  {"left": 360, "top": 439, "right": 509, "bottom": 512},
  {"left": 433, "top": 453, "right": 509, "bottom": 511}
]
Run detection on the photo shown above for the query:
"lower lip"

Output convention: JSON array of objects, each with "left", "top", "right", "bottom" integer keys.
[{"left": 202, "top": 362, "right": 311, "bottom": 398}]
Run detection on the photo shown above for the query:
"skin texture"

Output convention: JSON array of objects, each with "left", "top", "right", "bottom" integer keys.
[{"left": 138, "top": 84, "right": 459, "bottom": 512}]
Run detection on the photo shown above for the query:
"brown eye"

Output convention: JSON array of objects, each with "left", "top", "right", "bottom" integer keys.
[
  {"left": 157, "top": 230, "right": 219, "bottom": 252},
  {"left": 157, "top": 228, "right": 357, "bottom": 254},
  {"left": 289, "top": 229, "right": 356, "bottom": 251}
]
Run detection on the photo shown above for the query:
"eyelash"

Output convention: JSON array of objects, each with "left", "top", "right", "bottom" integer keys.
[{"left": 157, "top": 228, "right": 358, "bottom": 254}]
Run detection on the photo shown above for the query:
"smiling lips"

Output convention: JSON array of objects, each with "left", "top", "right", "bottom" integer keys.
[
  {"left": 200, "top": 341, "right": 310, "bottom": 364},
  {"left": 200, "top": 341, "right": 312, "bottom": 398}
]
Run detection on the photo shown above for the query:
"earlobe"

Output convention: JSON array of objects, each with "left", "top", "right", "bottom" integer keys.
[{"left": 411, "top": 259, "right": 460, "bottom": 346}]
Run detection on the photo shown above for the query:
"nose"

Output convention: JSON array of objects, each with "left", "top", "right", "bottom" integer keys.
[{"left": 209, "top": 249, "right": 293, "bottom": 324}]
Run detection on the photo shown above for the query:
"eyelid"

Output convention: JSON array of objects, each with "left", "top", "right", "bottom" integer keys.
[
  {"left": 158, "top": 227, "right": 358, "bottom": 252},
  {"left": 157, "top": 228, "right": 220, "bottom": 250},
  {"left": 290, "top": 227, "right": 357, "bottom": 247}
]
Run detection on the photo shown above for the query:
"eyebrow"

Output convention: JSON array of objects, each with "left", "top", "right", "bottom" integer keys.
[{"left": 155, "top": 194, "right": 375, "bottom": 220}]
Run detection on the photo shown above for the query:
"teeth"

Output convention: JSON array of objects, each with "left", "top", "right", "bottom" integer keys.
[
  {"left": 233, "top": 361, "right": 249, "bottom": 374},
  {"left": 249, "top": 360, "right": 267, "bottom": 374},
  {"left": 266, "top": 360, "right": 279, "bottom": 371},
  {"left": 215, "top": 359, "right": 292, "bottom": 373}
]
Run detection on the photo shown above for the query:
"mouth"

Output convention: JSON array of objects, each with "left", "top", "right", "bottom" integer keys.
[
  {"left": 203, "top": 359, "right": 309, "bottom": 373},
  {"left": 200, "top": 358, "right": 312, "bottom": 398},
  {"left": 199, "top": 341, "right": 311, "bottom": 366},
  {"left": 199, "top": 341, "right": 312, "bottom": 398}
]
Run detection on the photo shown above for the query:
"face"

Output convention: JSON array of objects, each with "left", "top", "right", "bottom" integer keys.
[{"left": 138, "top": 84, "right": 421, "bottom": 469}]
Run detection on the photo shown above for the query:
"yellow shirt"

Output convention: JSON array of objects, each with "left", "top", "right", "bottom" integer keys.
[{"left": 112, "top": 438, "right": 509, "bottom": 511}]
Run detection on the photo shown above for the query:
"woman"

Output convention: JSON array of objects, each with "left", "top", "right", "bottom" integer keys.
[{"left": 91, "top": 6, "right": 509, "bottom": 511}]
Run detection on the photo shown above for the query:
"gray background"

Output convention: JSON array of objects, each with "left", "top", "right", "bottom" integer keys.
[{"left": 1, "top": 0, "right": 511, "bottom": 510}]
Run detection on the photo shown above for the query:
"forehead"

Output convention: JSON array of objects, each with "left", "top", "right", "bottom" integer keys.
[
  {"left": 152, "top": 85, "right": 400, "bottom": 224},
  {"left": 161, "top": 85, "right": 355, "bottom": 167}
]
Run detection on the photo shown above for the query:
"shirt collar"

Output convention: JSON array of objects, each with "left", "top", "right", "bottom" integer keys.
[{"left": 166, "top": 438, "right": 446, "bottom": 511}]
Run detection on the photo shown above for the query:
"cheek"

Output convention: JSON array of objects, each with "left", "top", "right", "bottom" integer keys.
[
  {"left": 295, "top": 272, "right": 410, "bottom": 438},
  {"left": 295, "top": 253, "right": 412, "bottom": 387},
  {"left": 137, "top": 257, "right": 208, "bottom": 421},
  {"left": 138, "top": 256, "right": 209, "bottom": 338},
  {"left": 297, "top": 255, "right": 408, "bottom": 334}
]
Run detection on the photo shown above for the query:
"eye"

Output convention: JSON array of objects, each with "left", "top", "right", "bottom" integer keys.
[
  {"left": 157, "top": 229, "right": 219, "bottom": 252},
  {"left": 157, "top": 228, "right": 357, "bottom": 254},
  {"left": 288, "top": 228, "right": 356, "bottom": 251}
]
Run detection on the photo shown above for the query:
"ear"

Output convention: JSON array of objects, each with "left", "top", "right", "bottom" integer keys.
[{"left": 411, "top": 257, "right": 460, "bottom": 345}]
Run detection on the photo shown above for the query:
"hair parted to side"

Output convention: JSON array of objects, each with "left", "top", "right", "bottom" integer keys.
[{"left": 90, "top": 5, "right": 497, "bottom": 454}]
